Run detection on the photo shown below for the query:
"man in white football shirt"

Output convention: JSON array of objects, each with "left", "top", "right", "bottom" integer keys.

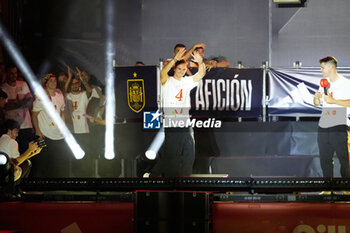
[
  {"left": 31, "top": 73, "right": 69, "bottom": 177},
  {"left": 1, "top": 65, "right": 34, "bottom": 153},
  {"left": 151, "top": 48, "right": 206, "bottom": 177},
  {"left": 313, "top": 56, "right": 350, "bottom": 177},
  {"left": 65, "top": 67, "right": 92, "bottom": 177}
]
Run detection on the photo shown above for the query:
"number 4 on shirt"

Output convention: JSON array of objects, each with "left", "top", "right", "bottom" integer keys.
[
  {"left": 73, "top": 101, "right": 78, "bottom": 110},
  {"left": 175, "top": 89, "right": 183, "bottom": 101}
]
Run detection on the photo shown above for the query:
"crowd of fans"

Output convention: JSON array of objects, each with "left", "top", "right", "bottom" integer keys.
[{"left": 0, "top": 63, "right": 106, "bottom": 180}]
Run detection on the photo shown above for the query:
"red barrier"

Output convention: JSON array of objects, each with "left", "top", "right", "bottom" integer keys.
[
  {"left": 0, "top": 202, "right": 133, "bottom": 233},
  {"left": 2, "top": 201, "right": 350, "bottom": 233},
  {"left": 213, "top": 202, "right": 350, "bottom": 233}
]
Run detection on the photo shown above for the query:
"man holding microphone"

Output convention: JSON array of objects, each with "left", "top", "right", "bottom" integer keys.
[{"left": 314, "top": 56, "right": 350, "bottom": 177}]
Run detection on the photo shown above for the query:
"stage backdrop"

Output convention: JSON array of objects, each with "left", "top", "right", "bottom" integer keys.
[
  {"left": 191, "top": 68, "right": 263, "bottom": 118},
  {"left": 115, "top": 66, "right": 264, "bottom": 119},
  {"left": 115, "top": 65, "right": 158, "bottom": 119},
  {"left": 268, "top": 67, "right": 350, "bottom": 116}
]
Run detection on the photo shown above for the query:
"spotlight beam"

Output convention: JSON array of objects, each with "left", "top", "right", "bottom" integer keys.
[
  {"left": 104, "top": 0, "right": 116, "bottom": 160},
  {"left": 0, "top": 18, "right": 85, "bottom": 159},
  {"left": 145, "top": 126, "right": 165, "bottom": 160}
]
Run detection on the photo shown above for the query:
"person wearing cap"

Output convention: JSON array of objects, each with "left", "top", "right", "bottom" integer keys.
[{"left": 314, "top": 56, "right": 350, "bottom": 177}]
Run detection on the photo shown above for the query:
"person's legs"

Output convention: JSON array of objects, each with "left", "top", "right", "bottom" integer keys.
[
  {"left": 30, "top": 138, "right": 52, "bottom": 177},
  {"left": 150, "top": 130, "right": 177, "bottom": 177},
  {"left": 37, "top": 138, "right": 71, "bottom": 178},
  {"left": 151, "top": 128, "right": 194, "bottom": 177},
  {"left": 331, "top": 125, "right": 350, "bottom": 178},
  {"left": 17, "top": 128, "right": 34, "bottom": 154},
  {"left": 180, "top": 129, "right": 195, "bottom": 176},
  {"left": 71, "top": 133, "right": 93, "bottom": 177},
  {"left": 317, "top": 126, "right": 334, "bottom": 177}
]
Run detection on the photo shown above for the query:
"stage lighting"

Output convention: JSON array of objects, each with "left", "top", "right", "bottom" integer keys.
[
  {"left": 273, "top": 0, "right": 301, "bottom": 3},
  {"left": 262, "top": 61, "right": 269, "bottom": 68},
  {"left": 0, "top": 153, "right": 8, "bottom": 165},
  {"left": 145, "top": 151, "right": 157, "bottom": 160},
  {"left": 145, "top": 126, "right": 165, "bottom": 160},
  {"left": 0, "top": 152, "right": 12, "bottom": 184},
  {"left": 104, "top": 0, "right": 116, "bottom": 160},
  {"left": 293, "top": 61, "right": 302, "bottom": 68},
  {"left": 274, "top": 0, "right": 306, "bottom": 7}
]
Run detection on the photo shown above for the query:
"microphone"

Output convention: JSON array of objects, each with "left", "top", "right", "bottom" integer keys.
[{"left": 320, "top": 78, "right": 329, "bottom": 95}]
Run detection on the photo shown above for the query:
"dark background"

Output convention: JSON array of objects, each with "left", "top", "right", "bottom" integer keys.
[{"left": 2, "top": 0, "right": 350, "bottom": 84}]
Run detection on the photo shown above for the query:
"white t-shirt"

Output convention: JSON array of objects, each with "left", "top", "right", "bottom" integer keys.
[
  {"left": 66, "top": 91, "right": 90, "bottom": 134},
  {"left": 32, "top": 89, "right": 65, "bottom": 140},
  {"left": 319, "top": 75, "right": 350, "bottom": 128},
  {"left": 1, "top": 81, "right": 33, "bottom": 129},
  {"left": 0, "top": 134, "right": 20, "bottom": 159},
  {"left": 161, "top": 76, "right": 198, "bottom": 126}
]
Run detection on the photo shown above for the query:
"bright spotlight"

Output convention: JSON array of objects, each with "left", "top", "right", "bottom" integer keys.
[
  {"left": 0, "top": 152, "right": 11, "bottom": 184},
  {"left": 145, "top": 151, "right": 157, "bottom": 160},
  {"left": 104, "top": 0, "right": 116, "bottom": 160},
  {"left": 145, "top": 126, "right": 165, "bottom": 160},
  {"left": 0, "top": 153, "right": 8, "bottom": 165},
  {"left": 0, "top": 18, "right": 85, "bottom": 160}
]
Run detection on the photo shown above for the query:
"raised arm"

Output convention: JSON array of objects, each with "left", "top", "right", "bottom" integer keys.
[
  {"left": 76, "top": 67, "right": 92, "bottom": 97},
  {"left": 64, "top": 66, "right": 73, "bottom": 95},
  {"left": 192, "top": 50, "right": 206, "bottom": 82},
  {"left": 216, "top": 60, "right": 230, "bottom": 68},
  {"left": 206, "top": 58, "right": 230, "bottom": 71},
  {"left": 160, "top": 47, "right": 186, "bottom": 85},
  {"left": 184, "top": 42, "right": 206, "bottom": 61}
]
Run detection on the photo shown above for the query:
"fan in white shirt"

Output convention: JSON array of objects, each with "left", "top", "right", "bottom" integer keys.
[{"left": 32, "top": 74, "right": 65, "bottom": 140}]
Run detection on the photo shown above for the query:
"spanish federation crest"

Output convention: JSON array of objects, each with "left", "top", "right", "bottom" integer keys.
[{"left": 127, "top": 73, "right": 145, "bottom": 113}]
